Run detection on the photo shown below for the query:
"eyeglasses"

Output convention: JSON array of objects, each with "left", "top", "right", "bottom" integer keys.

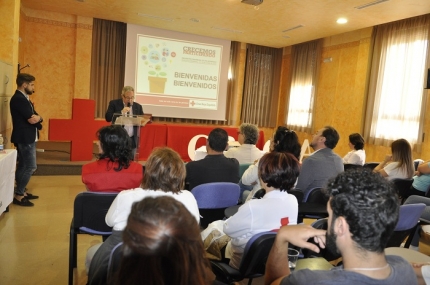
[{"left": 123, "top": 95, "right": 135, "bottom": 100}]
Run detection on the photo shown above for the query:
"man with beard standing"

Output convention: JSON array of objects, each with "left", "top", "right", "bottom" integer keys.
[
  {"left": 10, "top": 73, "right": 41, "bottom": 207},
  {"left": 264, "top": 169, "right": 417, "bottom": 285}
]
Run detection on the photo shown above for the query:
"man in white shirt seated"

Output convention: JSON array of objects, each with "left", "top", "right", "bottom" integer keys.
[{"left": 224, "top": 123, "right": 264, "bottom": 164}]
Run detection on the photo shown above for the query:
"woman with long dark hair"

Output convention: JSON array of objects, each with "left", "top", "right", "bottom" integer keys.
[{"left": 82, "top": 125, "right": 143, "bottom": 192}]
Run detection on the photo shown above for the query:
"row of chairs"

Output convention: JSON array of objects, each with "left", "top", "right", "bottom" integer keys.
[{"left": 68, "top": 182, "right": 241, "bottom": 285}]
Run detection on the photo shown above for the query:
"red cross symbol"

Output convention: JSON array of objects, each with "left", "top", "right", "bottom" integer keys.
[{"left": 48, "top": 99, "right": 109, "bottom": 161}]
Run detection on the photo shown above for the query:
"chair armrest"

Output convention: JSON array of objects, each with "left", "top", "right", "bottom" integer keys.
[{"left": 210, "top": 260, "right": 242, "bottom": 284}]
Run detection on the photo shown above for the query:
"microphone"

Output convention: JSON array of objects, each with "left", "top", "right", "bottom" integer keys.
[{"left": 127, "top": 102, "right": 131, "bottom": 116}]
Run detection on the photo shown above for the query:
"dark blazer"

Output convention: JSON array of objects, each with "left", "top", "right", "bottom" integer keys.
[
  {"left": 105, "top": 98, "right": 144, "bottom": 122},
  {"left": 10, "top": 90, "right": 42, "bottom": 144},
  {"left": 105, "top": 98, "right": 144, "bottom": 148}
]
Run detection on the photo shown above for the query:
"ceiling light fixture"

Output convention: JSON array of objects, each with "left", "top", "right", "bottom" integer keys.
[
  {"left": 355, "top": 0, "right": 389, "bottom": 9},
  {"left": 337, "top": 18, "right": 348, "bottom": 24},
  {"left": 241, "top": 0, "right": 263, "bottom": 6},
  {"left": 137, "top": 13, "right": 174, "bottom": 22}
]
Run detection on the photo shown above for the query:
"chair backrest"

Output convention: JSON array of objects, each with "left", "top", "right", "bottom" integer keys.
[
  {"left": 304, "top": 218, "right": 341, "bottom": 261},
  {"left": 107, "top": 242, "right": 123, "bottom": 283},
  {"left": 363, "top": 162, "right": 379, "bottom": 170},
  {"left": 187, "top": 134, "right": 208, "bottom": 161},
  {"left": 239, "top": 163, "right": 252, "bottom": 178},
  {"left": 392, "top": 178, "right": 414, "bottom": 203},
  {"left": 191, "top": 182, "right": 240, "bottom": 209},
  {"left": 414, "top": 159, "right": 424, "bottom": 171},
  {"left": 395, "top": 203, "right": 426, "bottom": 231},
  {"left": 392, "top": 178, "right": 414, "bottom": 192},
  {"left": 238, "top": 231, "right": 277, "bottom": 278},
  {"left": 73, "top": 192, "right": 118, "bottom": 235},
  {"left": 303, "top": 187, "right": 327, "bottom": 204},
  {"left": 288, "top": 188, "right": 304, "bottom": 204},
  {"left": 386, "top": 203, "right": 426, "bottom": 247},
  {"left": 344, "top": 164, "right": 363, "bottom": 171}
]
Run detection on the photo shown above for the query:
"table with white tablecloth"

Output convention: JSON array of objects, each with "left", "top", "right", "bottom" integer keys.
[{"left": 0, "top": 149, "right": 17, "bottom": 215}]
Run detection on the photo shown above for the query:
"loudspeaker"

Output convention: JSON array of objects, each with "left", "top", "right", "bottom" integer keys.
[{"left": 426, "top": 68, "right": 430, "bottom": 89}]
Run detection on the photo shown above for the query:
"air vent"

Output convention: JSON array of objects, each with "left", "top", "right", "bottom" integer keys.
[
  {"left": 282, "top": 25, "right": 304, "bottom": 33},
  {"left": 241, "top": 0, "right": 263, "bottom": 6},
  {"left": 355, "top": 0, "right": 389, "bottom": 9},
  {"left": 211, "top": 26, "right": 243, "bottom": 33},
  {"left": 137, "top": 13, "right": 174, "bottom": 22}
]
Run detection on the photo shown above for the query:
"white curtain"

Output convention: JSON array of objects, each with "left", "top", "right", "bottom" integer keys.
[
  {"left": 364, "top": 15, "right": 430, "bottom": 150},
  {"left": 285, "top": 39, "right": 322, "bottom": 132}
]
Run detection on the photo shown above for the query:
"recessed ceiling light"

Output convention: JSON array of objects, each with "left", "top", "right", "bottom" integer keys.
[{"left": 337, "top": 18, "right": 348, "bottom": 24}]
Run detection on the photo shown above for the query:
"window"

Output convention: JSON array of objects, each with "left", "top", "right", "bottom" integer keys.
[
  {"left": 285, "top": 40, "right": 322, "bottom": 132},
  {"left": 364, "top": 15, "right": 430, "bottom": 149}
]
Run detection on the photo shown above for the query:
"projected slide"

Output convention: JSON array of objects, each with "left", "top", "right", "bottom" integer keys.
[
  {"left": 135, "top": 35, "right": 223, "bottom": 111},
  {"left": 125, "top": 24, "right": 230, "bottom": 120}
]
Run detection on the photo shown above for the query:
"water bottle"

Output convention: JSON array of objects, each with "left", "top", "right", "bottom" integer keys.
[{"left": 0, "top": 134, "right": 3, "bottom": 151}]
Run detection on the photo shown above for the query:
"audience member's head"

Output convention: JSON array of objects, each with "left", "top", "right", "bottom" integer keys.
[
  {"left": 207, "top": 128, "right": 228, "bottom": 152},
  {"left": 271, "top": 126, "right": 301, "bottom": 159},
  {"left": 391, "top": 139, "right": 414, "bottom": 177},
  {"left": 324, "top": 168, "right": 399, "bottom": 254},
  {"left": 116, "top": 196, "right": 213, "bottom": 285},
  {"left": 97, "top": 125, "right": 133, "bottom": 171},
  {"left": 322, "top": 126, "right": 340, "bottom": 149},
  {"left": 348, "top": 133, "right": 365, "bottom": 150},
  {"left": 142, "top": 147, "right": 185, "bottom": 193},
  {"left": 238, "top": 123, "right": 259, "bottom": 145},
  {"left": 258, "top": 152, "right": 300, "bottom": 191}
]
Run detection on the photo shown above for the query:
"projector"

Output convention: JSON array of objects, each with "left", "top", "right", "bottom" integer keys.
[{"left": 241, "top": 0, "right": 263, "bottom": 6}]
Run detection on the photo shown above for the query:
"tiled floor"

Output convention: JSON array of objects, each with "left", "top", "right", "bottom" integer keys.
[
  {"left": 1, "top": 175, "right": 429, "bottom": 285},
  {"left": 0, "top": 176, "right": 101, "bottom": 285}
]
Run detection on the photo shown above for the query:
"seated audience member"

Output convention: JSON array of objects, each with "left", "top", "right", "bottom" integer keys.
[
  {"left": 81, "top": 125, "right": 143, "bottom": 192},
  {"left": 241, "top": 126, "right": 301, "bottom": 201},
  {"left": 342, "top": 133, "right": 366, "bottom": 166},
  {"left": 374, "top": 138, "right": 414, "bottom": 181},
  {"left": 112, "top": 196, "right": 215, "bottom": 285},
  {"left": 409, "top": 160, "right": 430, "bottom": 197},
  {"left": 87, "top": 147, "right": 199, "bottom": 285},
  {"left": 203, "top": 151, "right": 299, "bottom": 270},
  {"left": 265, "top": 169, "right": 417, "bottom": 285},
  {"left": 403, "top": 195, "right": 430, "bottom": 251},
  {"left": 186, "top": 128, "right": 239, "bottom": 190},
  {"left": 295, "top": 126, "right": 344, "bottom": 199},
  {"left": 224, "top": 123, "right": 264, "bottom": 164}
]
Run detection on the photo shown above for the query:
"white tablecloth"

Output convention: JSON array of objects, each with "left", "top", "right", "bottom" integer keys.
[{"left": 0, "top": 149, "right": 17, "bottom": 215}]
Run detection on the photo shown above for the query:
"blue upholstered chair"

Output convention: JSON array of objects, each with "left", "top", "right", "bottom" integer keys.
[
  {"left": 191, "top": 182, "right": 240, "bottom": 228},
  {"left": 386, "top": 203, "right": 426, "bottom": 248}
]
